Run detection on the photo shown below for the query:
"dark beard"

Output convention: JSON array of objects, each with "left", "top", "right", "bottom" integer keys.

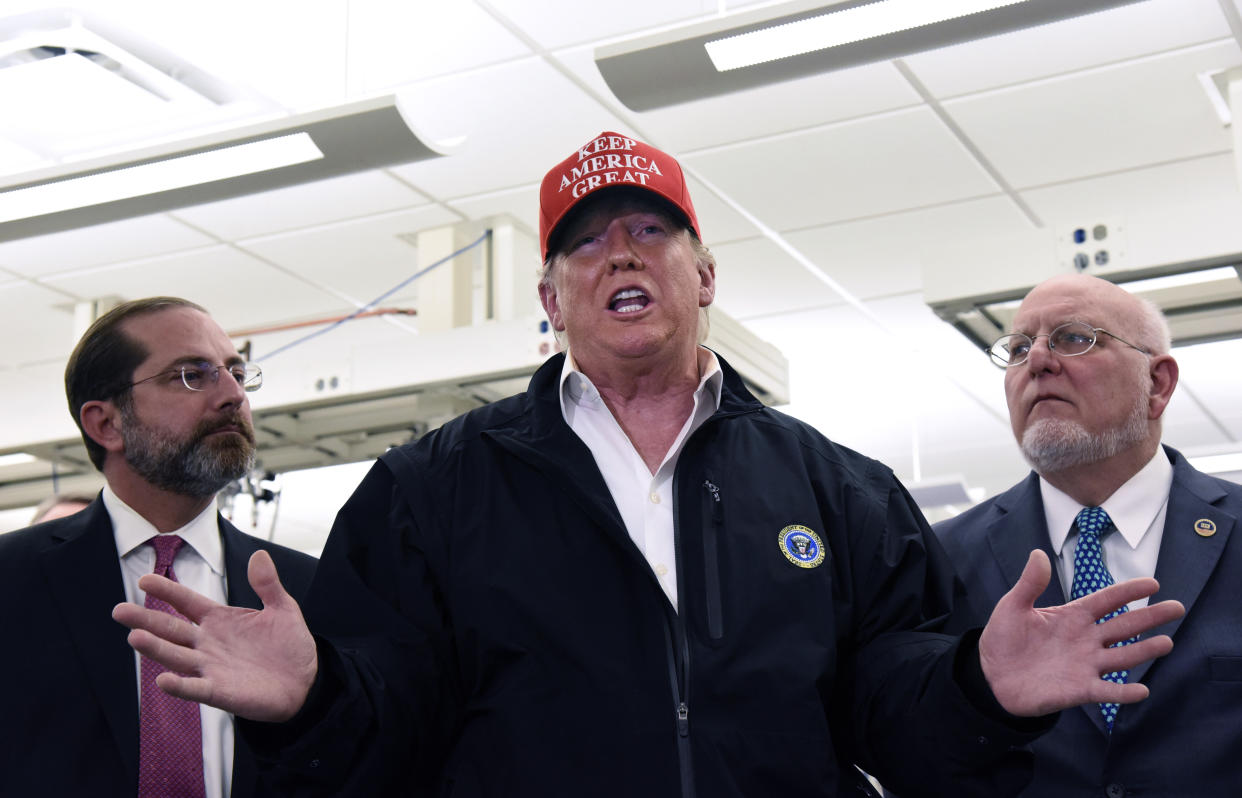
[{"left": 122, "top": 408, "right": 257, "bottom": 498}]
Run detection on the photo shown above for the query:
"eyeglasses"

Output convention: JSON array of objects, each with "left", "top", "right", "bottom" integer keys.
[
  {"left": 987, "top": 321, "right": 1150, "bottom": 368},
  {"left": 126, "top": 361, "right": 263, "bottom": 393}
]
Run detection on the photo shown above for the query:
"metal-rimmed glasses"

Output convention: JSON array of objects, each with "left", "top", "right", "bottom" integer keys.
[
  {"left": 125, "top": 361, "right": 263, "bottom": 393},
  {"left": 987, "top": 321, "right": 1150, "bottom": 368}
]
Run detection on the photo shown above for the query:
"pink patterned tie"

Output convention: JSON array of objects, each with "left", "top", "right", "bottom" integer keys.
[{"left": 138, "top": 535, "right": 206, "bottom": 798}]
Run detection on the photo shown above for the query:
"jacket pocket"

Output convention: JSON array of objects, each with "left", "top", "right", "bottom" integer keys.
[{"left": 1209, "top": 656, "right": 1242, "bottom": 681}]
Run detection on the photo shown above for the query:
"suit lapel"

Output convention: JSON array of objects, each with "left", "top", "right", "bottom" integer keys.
[
  {"left": 987, "top": 475, "right": 1110, "bottom": 732},
  {"left": 987, "top": 474, "right": 1066, "bottom": 608},
  {"left": 220, "top": 517, "right": 263, "bottom": 609},
  {"left": 38, "top": 500, "right": 140, "bottom": 786},
  {"left": 1131, "top": 451, "right": 1235, "bottom": 686}
]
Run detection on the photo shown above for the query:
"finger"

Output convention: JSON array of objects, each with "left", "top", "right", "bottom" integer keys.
[
  {"left": 113, "top": 603, "right": 198, "bottom": 647},
  {"left": 1086, "top": 680, "right": 1150, "bottom": 706},
  {"left": 137, "top": 573, "right": 224, "bottom": 623},
  {"left": 1074, "top": 577, "right": 1160, "bottom": 619},
  {"left": 1095, "top": 600, "right": 1184, "bottom": 644},
  {"left": 1096, "top": 635, "right": 1174, "bottom": 674},
  {"left": 1005, "top": 549, "right": 1052, "bottom": 609},
  {"left": 127, "top": 628, "right": 201, "bottom": 674},
  {"left": 155, "top": 672, "right": 216, "bottom": 706},
  {"left": 247, "top": 550, "right": 296, "bottom": 612}
]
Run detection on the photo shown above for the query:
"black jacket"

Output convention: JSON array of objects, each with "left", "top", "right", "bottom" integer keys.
[
  {"left": 0, "top": 497, "right": 317, "bottom": 798},
  {"left": 251, "top": 353, "right": 1045, "bottom": 797}
]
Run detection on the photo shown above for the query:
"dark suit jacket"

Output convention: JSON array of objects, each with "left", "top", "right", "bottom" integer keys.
[
  {"left": 932, "top": 446, "right": 1242, "bottom": 797},
  {"left": 0, "top": 495, "right": 317, "bottom": 798}
]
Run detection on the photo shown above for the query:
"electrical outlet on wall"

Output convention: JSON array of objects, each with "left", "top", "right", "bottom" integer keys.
[{"left": 1055, "top": 216, "right": 1126, "bottom": 275}]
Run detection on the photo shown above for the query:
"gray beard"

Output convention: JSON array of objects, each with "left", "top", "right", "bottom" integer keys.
[
  {"left": 122, "top": 409, "right": 255, "bottom": 498},
  {"left": 1019, "top": 394, "right": 1149, "bottom": 475}
]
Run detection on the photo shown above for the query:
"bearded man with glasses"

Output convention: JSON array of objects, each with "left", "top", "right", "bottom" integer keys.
[
  {"left": 929, "top": 273, "right": 1242, "bottom": 797},
  {"left": 0, "top": 296, "right": 316, "bottom": 798}
]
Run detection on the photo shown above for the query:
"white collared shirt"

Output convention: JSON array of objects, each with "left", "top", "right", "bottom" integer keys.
[
  {"left": 105, "top": 486, "right": 233, "bottom": 798},
  {"left": 1041, "top": 449, "right": 1173, "bottom": 609},
  {"left": 558, "top": 347, "right": 724, "bottom": 610}
]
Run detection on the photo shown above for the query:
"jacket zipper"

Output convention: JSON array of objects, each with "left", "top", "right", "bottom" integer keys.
[
  {"left": 702, "top": 479, "right": 724, "bottom": 640},
  {"left": 669, "top": 471, "right": 696, "bottom": 798}
]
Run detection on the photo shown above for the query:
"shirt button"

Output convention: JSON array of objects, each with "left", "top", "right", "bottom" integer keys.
[
  {"left": 1105, "top": 785, "right": 1125, "bottom": 798},
  {"left": 655, "top": 563, "right": 669, "bottom": 577},
  {"left": 649, "top": 492, "right": 660, "bottom": 504}
]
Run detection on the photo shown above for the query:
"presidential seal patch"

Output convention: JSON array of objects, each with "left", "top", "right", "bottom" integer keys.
[{"left": 779, "top": 525, "right": 825, "bottom": 568}]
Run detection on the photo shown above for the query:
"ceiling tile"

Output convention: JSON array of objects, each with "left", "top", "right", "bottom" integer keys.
[
  {"left": 173, "top": 171, "right": 431, "bottom": 240},
  {"left": 238, "top": 204, "right": 469, "bottom": 306},
  {"left": 782, "top": 195, "right": 1031, "bottom": 302},
  {"left": 710, "top": 237, "right": 842, "bottom": 320},
  {"left": 682, "top": 107, "right": 1001, "bottom": 231},
  {"left": 904, "top": 0, "right": 1231, "bottom": 98},
  {"left": 38, "top": 245, "right": 346, "bottom": 332},
  {"left": 0, "top": 281, "right": 82, "bottom": 364},
  {"left": 348, "top": 0, "right": 532, "bottom": 90},
  {"left": 0, "top": 215, "right": 215, "bottom": 279},
  {"left": 483, "top": 0, "right": 717, "bottom": 50},
  {"left": 944, "top": 41, "right": 1239, "bottom": 188}
]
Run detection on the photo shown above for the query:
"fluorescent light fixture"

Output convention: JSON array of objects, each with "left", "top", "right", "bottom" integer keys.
[
  {"left": 597, "top": 0, "right": 1147, "bottom": 111},
  {"left": 1118, "top": 265, "right": 1241, "bottom": 294},
  {"left": 706, "top": 0, "right": 1027, "bottom": 72},
  {"left": 0, "top": 95, "right": 457, "bottom": 242},
  {"left": 0, "top": 453, "right": 36, "bottom": 467},
  {"left": 0, "top": 134, "right": 322, "bottom": 224}
]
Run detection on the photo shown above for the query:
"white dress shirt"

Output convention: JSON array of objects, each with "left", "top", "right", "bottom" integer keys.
[
  {"left": 105, "top": 486, "right": 234, "bottom": 798},
  {"left": 558, "top": 347, "right": 723, "bottom": 610},
  {"left": 1040, "top": 449, "right": 1173, "bottom": 610}
]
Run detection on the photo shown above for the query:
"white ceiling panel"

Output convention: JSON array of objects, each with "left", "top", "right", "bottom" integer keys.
[
  {"left": 483, "top": 0, "right": 719, "bottom": 51},
  {"left": 682, "top": 107, "right": 1001, "bottom": 231},
  {"left": 944, "top": 41, "right": 1240, "bottom": 189},
  {"left": 447, "top": 185, "right": 541, "bottom": 235},
  {"left": 172, "top": 171, "right": 432, "bottom": 241},
  {"left": 904, "top": 0, "right": 1232, "bottom": 99},
  {"left": 0, "top": 216, "right": 216, "bottom": 280},
  {"left": 37, "top": 246, "right": 347, "bottom": 332},
  {"left": 347, "top": 0, "right": 533, "bottom": 91},
  {"left": 709, "top": 236, "right": 842, "bottom": 320},
  {"left": 238, "top": 204, "right": 468, "bottom": 304},
  {"left": 782, "top": 195, "right": 1031, "bottom": 302}
]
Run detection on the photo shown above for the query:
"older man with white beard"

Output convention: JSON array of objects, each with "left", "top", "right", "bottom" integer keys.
[{"left": 927, "top": 273, "right": 1242, "bottom": 797}]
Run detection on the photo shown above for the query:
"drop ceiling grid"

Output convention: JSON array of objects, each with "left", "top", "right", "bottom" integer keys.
[
  {"left": 36, "top": 245, "right": 353, "bottom": 332},
  {"left": 169, "top": 170, "right": 433, "bottom": 241},
  {"left": 941, "top": 41, "right": 1240, "bottom": 189},
  {"left": 708, "top": 236, "right": 843, "bottom": 321},
  {"left": 777, "top": 195, "right": 1032, "bottom": 303},
  {"left": 0, "top": 215, "right": 217, "bottom": 280},
  {"left": 235, "top": 203, "right": 469, "bottom": 307},
  {"left": 901, "top": 0, "right": 1233, "bottom": 99},
  {"left": 681, "top": 107, "right": 1004, "bottom": 232}
]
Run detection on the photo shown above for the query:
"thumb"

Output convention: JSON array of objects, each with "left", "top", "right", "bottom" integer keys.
[
  {"left": 1007, "top": 549, "right": 1052, "bottom": 610},
  {"left": 247, "top": 549, "right": 292, "bottom": 610}
]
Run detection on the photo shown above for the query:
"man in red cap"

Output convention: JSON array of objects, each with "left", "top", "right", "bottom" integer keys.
[{"left": 116, "top": 133, "right": 1183, "bottom": 797}]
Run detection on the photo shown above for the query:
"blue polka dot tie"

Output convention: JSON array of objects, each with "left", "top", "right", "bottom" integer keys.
[{"left": 1070, "top": 506, "right": 1132, "bottom": 732}]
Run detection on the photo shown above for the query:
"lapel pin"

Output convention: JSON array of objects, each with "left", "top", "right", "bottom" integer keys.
[{"left": 1194, "top": 519, "right": 1217, "bottom": 537}]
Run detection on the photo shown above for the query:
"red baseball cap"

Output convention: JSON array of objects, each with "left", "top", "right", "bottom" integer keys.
[{"left": 539, "top": 131, "right": 701, "bottom": 259}]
